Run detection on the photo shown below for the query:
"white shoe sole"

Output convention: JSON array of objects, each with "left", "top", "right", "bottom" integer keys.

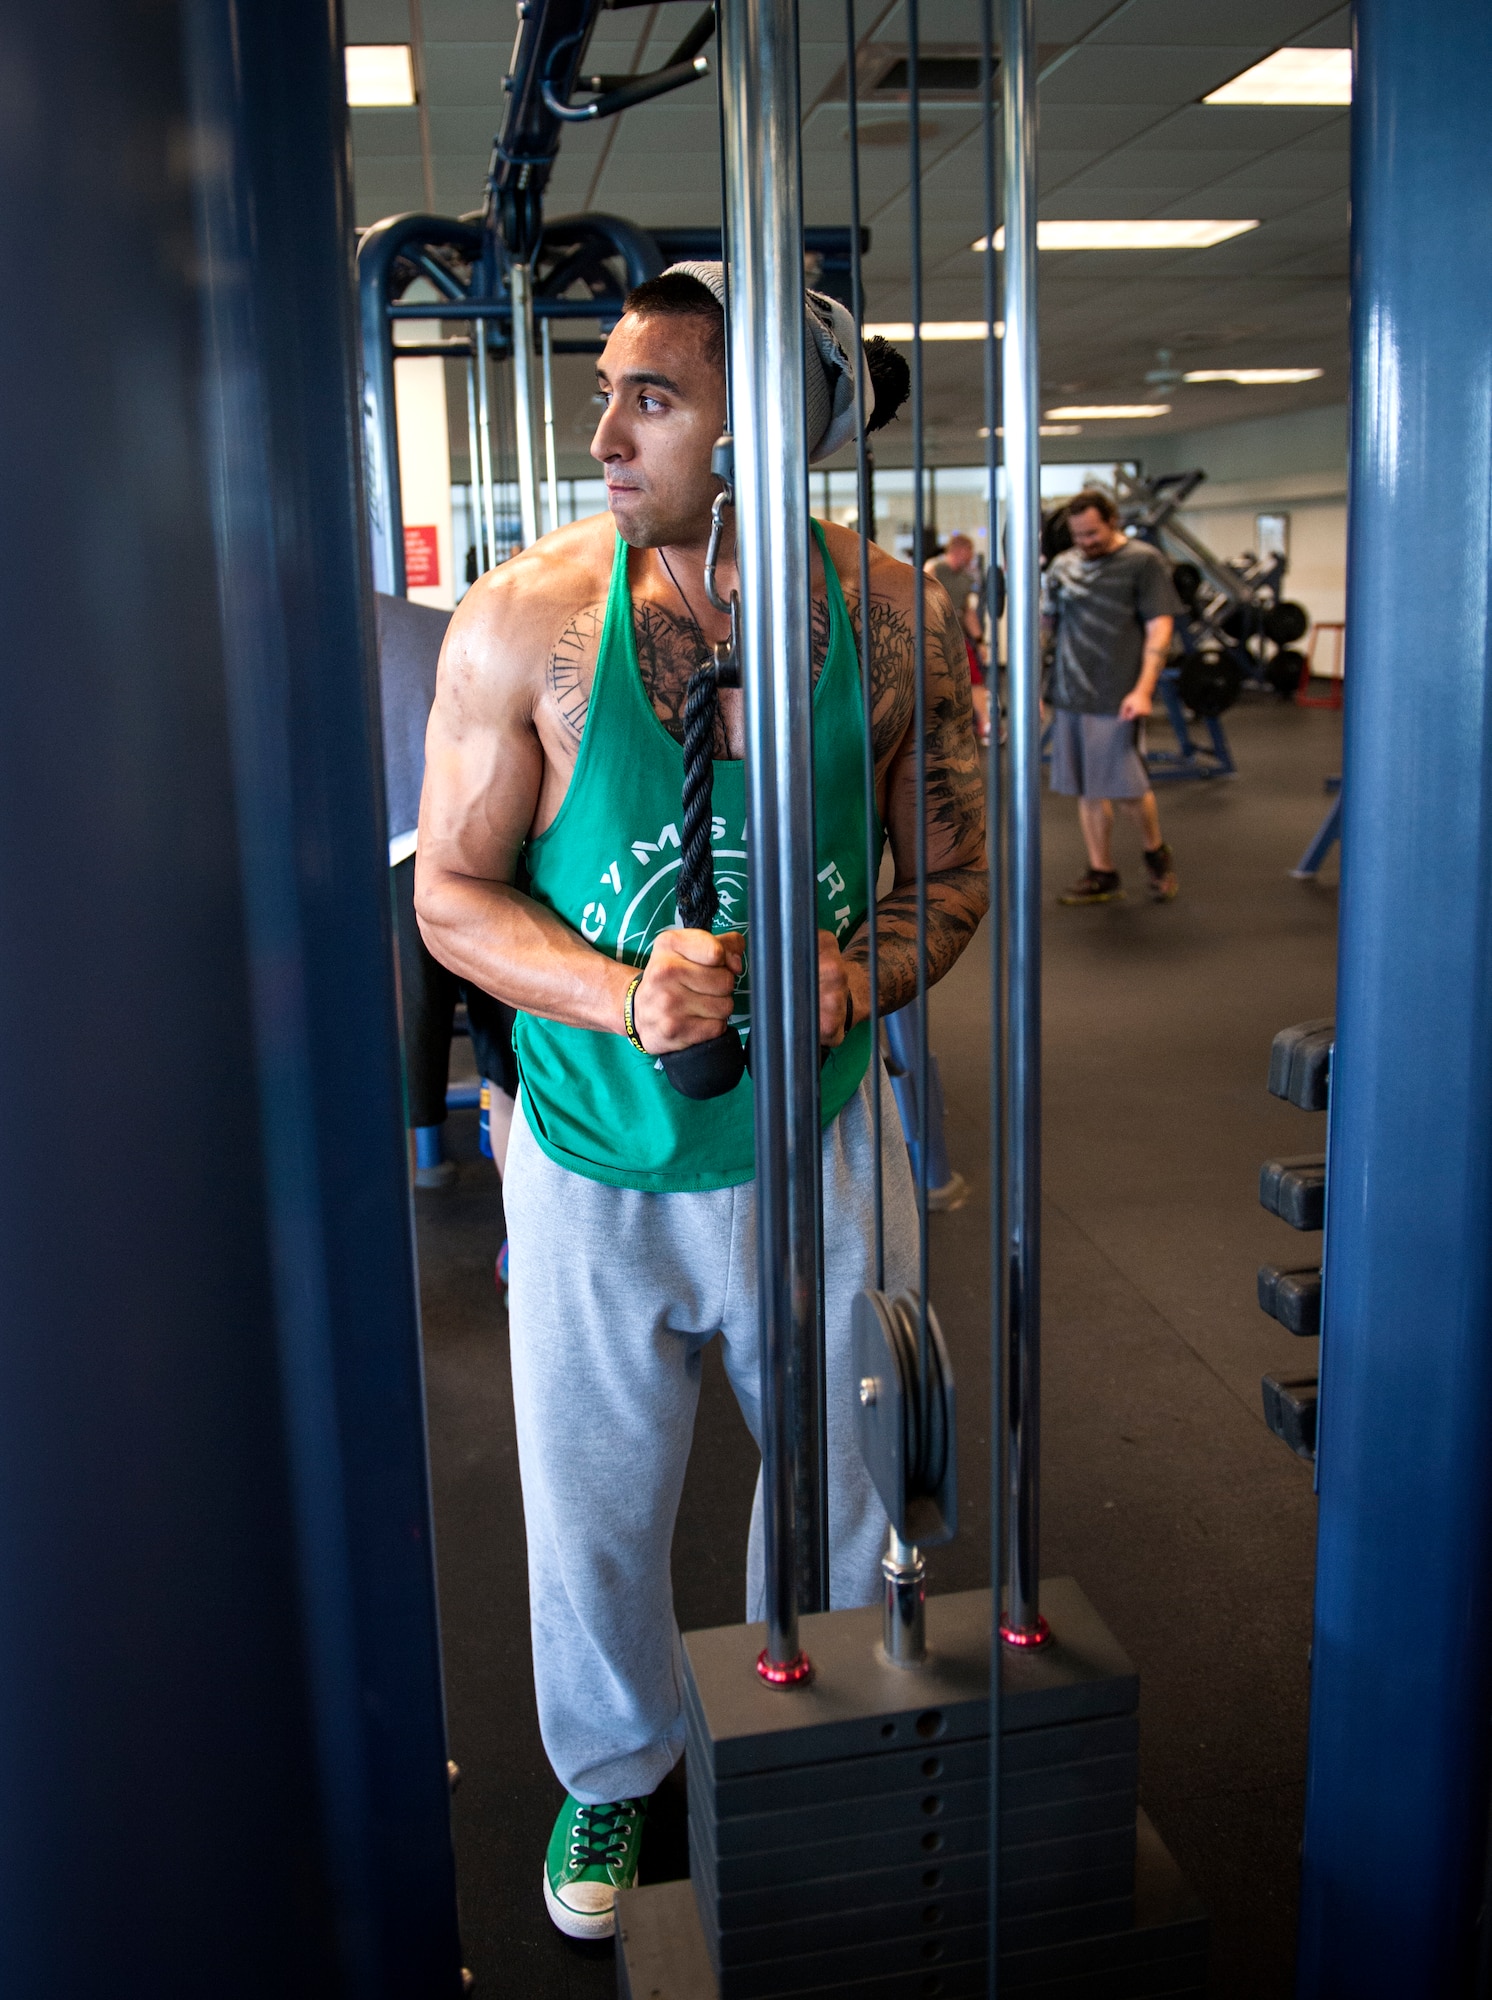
[{"left": 543, "top": 1863, "right": 636, "bottom": 1940}]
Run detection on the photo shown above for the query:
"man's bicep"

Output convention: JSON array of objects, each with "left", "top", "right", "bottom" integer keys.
[{"left": 418, "top": 629, "right": 542, "bottom": 887}]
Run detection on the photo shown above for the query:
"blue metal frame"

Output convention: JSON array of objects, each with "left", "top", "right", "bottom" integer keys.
[
  {"left": 1144, "top": 668, "right": 1237, "bottom": 782},
  {"left": 0, "top": 0, "right": 463, "bottom": 1990},
  {"left": 1291, "top": 790, "right": 1342, "bottom": 881},
  {"left": 1296, "top": 4, "right": 1492, "bottom": 1989}
]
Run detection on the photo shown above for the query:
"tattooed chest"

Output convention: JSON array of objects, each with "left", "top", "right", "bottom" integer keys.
[{"left": 545, "top": 596, "right": 832, "bottom": 755}]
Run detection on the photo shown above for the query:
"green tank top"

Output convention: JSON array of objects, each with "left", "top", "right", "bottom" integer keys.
[{"left": 512, "top": 521, "right": 877, "bottom": 1191}]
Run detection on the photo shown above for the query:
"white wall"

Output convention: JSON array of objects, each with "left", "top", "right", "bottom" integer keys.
[
  {"left": 1174, "top": 496, "right": 1346, "bottom": 635},
  {"left": 392, "top": 283, "right": 454, "bottom": 611},
  {"left": 1140, "top": 405, "right": 1348, "bottom": 653}
]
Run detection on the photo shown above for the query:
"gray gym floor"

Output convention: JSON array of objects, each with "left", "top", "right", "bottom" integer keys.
[{"left": 416, "top": 689, "right": 1341, "bottom": 1998}]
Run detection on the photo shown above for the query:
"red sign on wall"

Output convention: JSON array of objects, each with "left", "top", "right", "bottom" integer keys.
[{"left": 404, "top": 524, "right": 440, "bottom": 589}]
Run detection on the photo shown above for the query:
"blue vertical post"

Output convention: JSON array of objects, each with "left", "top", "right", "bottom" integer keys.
[
  {"left": 1297, "top": 5, "right": 1492, "bottom": 1992},
  {"left": 0, "top": 1, "right": 462, "bottom": 1994}
]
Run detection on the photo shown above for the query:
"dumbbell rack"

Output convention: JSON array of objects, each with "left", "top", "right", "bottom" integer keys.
[
  {"left": 1258, "top": 1019, "right": 1333, "bottom": 1462},
  {"left": 617, "top": 1582, "right": 1207, "bottom": 2000}
]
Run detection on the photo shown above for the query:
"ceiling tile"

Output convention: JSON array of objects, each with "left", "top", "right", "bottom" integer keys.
[
  {"left": 345, "top": 0, "right": 409, "bottom": 40},
  {"left": 1090, "top": 0, "right": 1336, "bottom": 46},
  {"left": 1063, "top": 147, "right": 1257, "bottom": 188},
  {"left": 351, "top": 109, "right": 424, "bottom": 160},
  {"left": 1040, "top": 45, "right": 1271, "bottom": 104},
  {"left": 607, "top": 101, "right": 721, "bottom": 149},
  {"left": 425, "top": 107, "right": 503, "bottom": 156},
  {"left": 1290, "top": 8, "right": 1351, "bottom": 47},
  {"left": 1041, "top": 185, "right": 1196, "bottom": 219},
  {"left": 355, "top": 160, "right": 427, "bottom": 229},
  {"left": 1202, "top": 152, "right": 1349, "bottom": 195},
  {"left": 1036, "top": 103, "right": 1177, "bottom": 149},
  {"left": 589, "top": 152, "right": 721, "bottom": 197},
  {"left": 1144, "top": 103, "right": 1345, "bottom": 149},
  {"left": 422, "top": 0, "right": 520, "bottom": 36},
  {"left": 422, "top": 41, "right": 511, "bottom": 108},
  {"left": 1036, "top": 0, "right": 1129, "bottom": 37}
]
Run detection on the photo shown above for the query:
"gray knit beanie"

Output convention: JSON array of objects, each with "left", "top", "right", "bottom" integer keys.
[{"left": 660, "top": 260, "right": 868, "bottom": 465}]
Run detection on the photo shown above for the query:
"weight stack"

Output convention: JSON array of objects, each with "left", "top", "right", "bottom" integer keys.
[{"left": 617, "top": 1579, "right": 1207, "bottom": 1999}]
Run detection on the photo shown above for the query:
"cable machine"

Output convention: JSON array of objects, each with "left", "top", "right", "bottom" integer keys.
[{"left": 615, "top": 0, "right": 1207, "bottom": 1992}]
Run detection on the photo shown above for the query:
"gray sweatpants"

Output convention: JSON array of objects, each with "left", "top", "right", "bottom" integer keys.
[{"left": 503, "top": 1065, "right": 919, "bottom": 1804}]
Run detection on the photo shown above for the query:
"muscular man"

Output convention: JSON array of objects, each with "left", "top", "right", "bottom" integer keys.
[
  {"left": 1042, "top": 488, "right": 1182, "bottom": 904},
  {"left": 415, "top": 268, "right": 987, "bottom": 1939}
]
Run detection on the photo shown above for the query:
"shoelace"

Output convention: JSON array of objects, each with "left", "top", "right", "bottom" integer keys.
[{"left": 569, "top": 1800, "right": 639, "bottom": 1869}]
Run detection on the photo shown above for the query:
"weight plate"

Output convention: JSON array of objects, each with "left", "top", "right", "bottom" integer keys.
[
  {"left": 1177, "top": 650, "right": 1243, "bottom": 718},
  {"left": 1264, "top": 599, "right": 1309, "bottom": 645},
  {"left": 1265, "top": 648, "right": 1307, "bottom": 698},
  {"left": 1170, "top": 561, "right": 1201, "bottom": 605}
]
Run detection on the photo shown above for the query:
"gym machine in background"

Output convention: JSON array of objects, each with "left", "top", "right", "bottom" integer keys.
[{"left": 615, "top": 0, "right": 1207, "bottom": 1992}]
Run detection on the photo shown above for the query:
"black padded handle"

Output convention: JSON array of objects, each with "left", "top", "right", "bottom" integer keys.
[{"left": 659, "top": 1027, "right": 747, "bottom": 1100}]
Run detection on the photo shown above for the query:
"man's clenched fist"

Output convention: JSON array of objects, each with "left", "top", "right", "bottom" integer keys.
[
  {"left": 818, "top": 929, "right": 871, "bottom": 1048},
  {"left": 630, "top": 928, "right": 744, "bottom": 1054}
]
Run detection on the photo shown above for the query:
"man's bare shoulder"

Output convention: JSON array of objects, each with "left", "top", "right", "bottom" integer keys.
[
  {"left": 817, "top": 518, "right": 919, "bottom": 610},
  {"left": 435, "top": 513, "right": 617, "bottom": 708}
]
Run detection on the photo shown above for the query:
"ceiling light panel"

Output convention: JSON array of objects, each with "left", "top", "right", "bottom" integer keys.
[
  {"left": 1204, "top": 49, "right": 1351, "bottom": 106},
  {"left": 1045, "top": 405, "right": 1170, "bottom": 420},
  {"left": 1184, "top": 368, "right": 1324, "bottom": 384},
  {"left": 974, "top": 220, "right": 1258, "bottom": 252},
  {"left": 346, "top": 44, "right": 417, "bottom": 107},
  {"left": 866, "top": 321, "right": 1004, "bottom": 340}
]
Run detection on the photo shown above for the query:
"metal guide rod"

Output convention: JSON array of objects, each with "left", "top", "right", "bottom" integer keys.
[
  {"left": 842, "top": 0, "right": 884, "bottom": 1292},
  {"left": 907, "top": 0, "right": 930, "bottom": 1388},
  {"left": 541, "top": 317, "right": 560, "bottom": 534},
  {"left": 720, "top": 0, "right": 827, "bottom": 1672},
  {"left": 474, "top": 318, "right": 499, "bottom": 571},
  {"left": 1000, "top": 0, "right": 1045, "bottom": 1647},
  {"left": 980, "top": 2, "right": 1006, "bottom": 1980},
  {"left": 464, "top": 353, "right": 488, "bottom": 572},
  {"left": 509, "top": 259, "right": 543, "bottom": 547}
]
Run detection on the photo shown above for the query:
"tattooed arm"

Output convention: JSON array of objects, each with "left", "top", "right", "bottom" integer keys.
[{"left": 836, "top": 565, "right": 989, "bottom": 1022}]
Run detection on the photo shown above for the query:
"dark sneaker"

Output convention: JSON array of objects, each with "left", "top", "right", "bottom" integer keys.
[
  {"left": 543, "top": 1793, "right": 646, "bottom": 1939},
  {"left": 1058, "top": 868, "right": 1123, "bottom": 906},
  {"left": 1143, "top": 844, "right": 1179, "bottom": 902}
]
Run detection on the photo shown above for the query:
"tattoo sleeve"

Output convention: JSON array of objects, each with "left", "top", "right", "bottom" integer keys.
[
  {"left": 842, "top": 587, "right": 990, "bottom": 1014},
  {"left": 844, "top": 591, "right": 917, "bottom": 762}
]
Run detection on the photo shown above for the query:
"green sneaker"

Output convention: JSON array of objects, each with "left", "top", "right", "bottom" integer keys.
[{"left": 542, "top": 1792, "right": 646, "bottom": 1939}]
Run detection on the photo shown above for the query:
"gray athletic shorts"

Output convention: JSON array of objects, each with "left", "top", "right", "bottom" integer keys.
[{"left": 1048, "top": 707, "right": 1149, "bottom": 800}]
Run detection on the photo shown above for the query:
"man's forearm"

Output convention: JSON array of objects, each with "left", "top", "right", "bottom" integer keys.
[
  {"left": 415, "top": 864, "right": 631, "bottom": 1034},
  {"left": 843, "top": 864, "right": 990, "bottom": 1017},
  {"left": 1134, "top": 645, "right": 1169, "bottom": 699}
]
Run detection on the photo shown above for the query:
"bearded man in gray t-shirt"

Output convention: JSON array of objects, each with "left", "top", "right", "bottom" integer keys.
[{"left": 1041, "top": 487, "right": 1182, "bottom": 905}]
